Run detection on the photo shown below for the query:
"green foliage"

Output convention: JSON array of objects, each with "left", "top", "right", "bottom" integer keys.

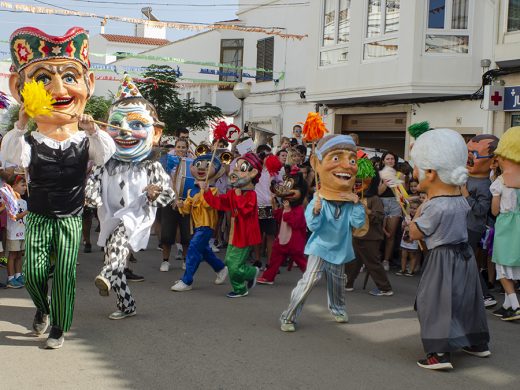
[
  {"left": 356, "top": 158, "right": 376, "bottom": 179},
  {"left": 408, "top": 121, "right": 431, "bottom": 139},
  {"left": 84, "top": 95, "right": 112, "bottom": 121},
  {"left": 4, "top": 104, "right": 36, "bottom": 132},
  {"left": 136, "top": 65, "right": 223, "bottom": 135}
]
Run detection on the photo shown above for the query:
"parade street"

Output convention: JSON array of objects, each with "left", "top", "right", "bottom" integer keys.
[{"left": 1, "top": 236, "right": 519, "bottom": 390}]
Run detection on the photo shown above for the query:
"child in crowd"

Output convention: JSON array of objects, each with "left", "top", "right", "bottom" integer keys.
[
  {"left": 396, "top": 199, "right": 421, "bottom": 276},
  {"left": 6, "top": 175, "right": 28, "bottom": 288},
  {"left": 279, "top": 137, "right": 291, "bottom": 151},
  {"left": 409, "top": 179, "right": 419, "bottom": 198}
]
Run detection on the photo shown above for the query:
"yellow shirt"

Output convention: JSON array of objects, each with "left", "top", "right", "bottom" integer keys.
[{"left": 178, "top": 187, "right": 219, "bottom": 230}]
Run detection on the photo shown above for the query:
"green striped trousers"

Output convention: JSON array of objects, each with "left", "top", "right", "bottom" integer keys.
[{"left": 23, "top": 213, "right": 82, "bottom": 332}]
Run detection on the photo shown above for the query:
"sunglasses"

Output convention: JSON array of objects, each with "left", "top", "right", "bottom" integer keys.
[{"left": 469, "top": 150, "right": 494, "bottom": 160}]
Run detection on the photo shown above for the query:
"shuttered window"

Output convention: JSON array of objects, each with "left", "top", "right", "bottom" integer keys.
[{"left": 256, "top": 37, "right": 274, "bottom": 82}]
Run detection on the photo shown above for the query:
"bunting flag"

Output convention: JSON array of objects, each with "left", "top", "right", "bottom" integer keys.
[{"left": 0, "top": 1, "right": 307, "bottom": 40}]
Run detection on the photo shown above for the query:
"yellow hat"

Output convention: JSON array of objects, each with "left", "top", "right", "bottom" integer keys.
[{"left": 495, "top": 127, "right": 520, "bottom": 164}]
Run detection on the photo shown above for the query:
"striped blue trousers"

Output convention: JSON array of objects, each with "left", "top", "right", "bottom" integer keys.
[{"left": 281, "top": 255, "right": 347, "bottom": 324}]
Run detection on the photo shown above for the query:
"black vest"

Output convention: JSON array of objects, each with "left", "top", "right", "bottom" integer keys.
[{"left": 26, "top": 133, "right": 89, "bottom": 217}]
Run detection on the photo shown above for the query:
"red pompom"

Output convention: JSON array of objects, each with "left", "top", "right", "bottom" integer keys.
[
  {"left": 265, "top": 154, "right": 282, "bottom": 176},
  {"left": 212, "top": 121, "right": 229, "bottom": 141}
]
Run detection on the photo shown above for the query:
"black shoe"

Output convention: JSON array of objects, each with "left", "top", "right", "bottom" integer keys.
[
  {"left": 84, "top": 243, "right": 92, "bottom": 253},
  {"left": 124, "top": 268, "right": 144, "bottom": 282},
  {"left": 492, "top": 306, "right": 509, "bottom": 317},
  {"left": 462, "top": 345, "right": 491, "bottom": 358},
  {"left": 417, "top": 353, "right": 453, "bottom": 370},
  {"left": 0, "top": 282, "right": 6, "bottom": 288},
  {"left": 252, "top": 260, "right": 262, "bottom": 269},
  {"left": 247, "top": 267, "right": 260, "bottom": 290},
  {"left": 33, "top": 309, "right": 49, "bottom": 335},
  {"left": 483, "top": 294, "right": 497, "bottom": 308},
  {"left": 128, "top": 253, "right": 137, "bottom": 263},
  {"left": 501, "top": 307, "right": 520, "bottom": 321}
]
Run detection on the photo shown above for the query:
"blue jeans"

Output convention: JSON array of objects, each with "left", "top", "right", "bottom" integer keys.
[{"left": 182, "top": 227, "right": 225, "bottom": 286}]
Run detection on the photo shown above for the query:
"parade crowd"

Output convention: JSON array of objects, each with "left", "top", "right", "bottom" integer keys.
[{"left": 0, "top": 26, "right": 519, "bottom": 372}]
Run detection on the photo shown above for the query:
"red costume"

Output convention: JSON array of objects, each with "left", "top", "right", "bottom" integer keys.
[
  {"left": 261, "top": 205, "right": 307, "bottom": 282},
  {"left": 204, "top": 189, "right": 261, "bottom": 248}
]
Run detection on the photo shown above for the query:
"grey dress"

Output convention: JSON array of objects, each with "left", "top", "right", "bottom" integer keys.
[{"left": 414, "top": 196, "right": 489, "bottom": 354}]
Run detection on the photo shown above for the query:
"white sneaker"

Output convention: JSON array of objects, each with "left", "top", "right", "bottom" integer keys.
[
  {"left": 334, "top": 314, "right": 349, "bottom": 323},
  {"left": 382, "top": 260, "right": 390, "bottom": 272},
  {"left": 171, "top": 280, "right": 192, "bottom": 292},
  {"left": 215, "top": 266, "right": 228, "bottom": 285},
  {"left": 211, "top": 244, "right": 220, "bottom": 253},
  {"left": 159, "top": 261, "right": 170, "bottom": 272},
  {"left": 175, "top": 244, "right": 183, "bottom": 260}
]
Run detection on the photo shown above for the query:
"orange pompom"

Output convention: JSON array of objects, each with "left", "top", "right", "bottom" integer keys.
[{"left": 302, "top": 112, "right": 328, "bottom": 142}]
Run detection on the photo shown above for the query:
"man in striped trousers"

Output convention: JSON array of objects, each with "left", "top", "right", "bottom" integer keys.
[
  {"left": 280, "top": 135, "right": 366, "bottom": 332},
  {"left": 1, "top": 25, "right": 115, "bottom": 349}
]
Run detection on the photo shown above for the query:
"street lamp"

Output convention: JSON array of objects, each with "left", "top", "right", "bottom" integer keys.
[{"left": 233, "top": 82, "right": 251, "bottom": 131}]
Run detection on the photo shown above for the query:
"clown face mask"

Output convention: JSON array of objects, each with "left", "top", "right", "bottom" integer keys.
[
  {"left": 229, "top": 159, "right": 258, "bottom": 190},
  {"left": 466, "top": 135, "right": 498, "bottom": 178},
  {"left": 107, "top": 100, "right": 161, "bottom": 163},
  {"left": 312, "top": 148, "right": 358, "bottom": 201}
]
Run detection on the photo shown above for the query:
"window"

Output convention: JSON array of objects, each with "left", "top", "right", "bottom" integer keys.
[
  {"left": 219, "top": 39, "right": 243, "bottom": 83},
  {"left": 425, "top": 0, "right": 470, "bottom": 54},
  {"left": 364, "top": 0, "right": 400, "bottom": 60},
  {"left": 508, "top": 0, "right": 520, "bottom": 32},
  {"left": 319, "top": 0, "right": 351, "bottom": 66},
  {"left": 256, "top": 37, "right": 274, "bottom": 82}
]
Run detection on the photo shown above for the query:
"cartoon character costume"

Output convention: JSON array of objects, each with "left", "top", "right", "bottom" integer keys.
[
  {"left": 170, "top": 153, "right": 229, "bottom": 291},
  {"left": 85, "top": 75, "right": 174, "bottom": 319},
  {"left": 410, "top": 128, "right": 489, "bottom": 370},
  {"left": 1, "top": 27, "right": 116, "bottom": 348},
  {"left": 465, "top": 134, "right": 499, "bottom": 305},
  {"left": 490, "top": 127, "right": 520, "bottom": 321},
  {"left": 280, "top": 135, "right": 366, "bottom": 331},
  {"left": 203, "top": 152, "right": 263, "bottom": 298},
  {"left": 257, "top": 165, "right": 308, "bottom": 284}
]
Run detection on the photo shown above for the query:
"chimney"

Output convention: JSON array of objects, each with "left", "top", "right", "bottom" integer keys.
[{"left": 100, "top": 18, "right": 107, "bottom": 34}]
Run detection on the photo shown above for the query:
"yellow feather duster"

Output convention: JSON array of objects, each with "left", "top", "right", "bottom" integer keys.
[
  {"left": 302, "top": 112, "right": 328, "bottom": 142},
  {"left": 20, "top": 80, "right": 55, "bottom": 118}
]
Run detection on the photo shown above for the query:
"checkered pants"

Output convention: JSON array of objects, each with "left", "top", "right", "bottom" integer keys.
[{"left": 101, "top": 222, "right": 135, "bottom": 313}]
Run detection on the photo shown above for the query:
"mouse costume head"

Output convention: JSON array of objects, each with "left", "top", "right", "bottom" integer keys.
[
  {"left": 229, "top": 152, "right": 262, "bottom": 190},
  {"left": 494, "top": 126, "right": 520, "bottom": 188},
  {"left": 9, "top": 27, "right": 94, "bottom": 136},
  {"left": 311, "top": 134, "right": 358, "bottom": 201},
  {"left": 271, "top": 165, "right": 308, "bottom": 206},
  {"left": 107, "top": 75, "right": 163, "bottom": 163},
  {"left": 466, "top": 134, "right": 499, "bottom": 178}
]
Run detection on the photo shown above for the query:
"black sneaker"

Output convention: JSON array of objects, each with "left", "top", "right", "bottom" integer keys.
[
  {"left": 124, "top": 269, "right": 144, "bottom": 282},
  {"left": 417, "top": 353, "right": 453, "bottom": 370},
  {"left": 33, "top": 309, "right": 50, "bottom": 335},
  {"left": 395, "top": 270, "right": 405, "bottom": 276},
  {"left": 247, "top": 267, "right": 260, "bottom": 290},
  {"left": 501, "top": 307, "right": 520, "bottom": 321},
  {"left": 84, "top": 243, "right": 92, "bottom": 253},
  {"left": 492, "top": 306, "right": 509, "bottom": 317},
  {"left": 128, "top": 253, "right": 138, "bottom": 263},
  {"left": 462, "top": 345, "right": 491, "bottom": 358},
  {"left": 483, "top": 294, "right": 497, "bottom": 308}
]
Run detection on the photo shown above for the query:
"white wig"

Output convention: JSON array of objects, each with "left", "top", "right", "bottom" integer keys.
[{"left": 410, "top": 128, "right": 468, "bottom": 186}]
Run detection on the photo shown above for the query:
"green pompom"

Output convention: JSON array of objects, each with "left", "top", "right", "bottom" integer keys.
[
  {"left": 357, "top": 158, "right": 376, "bottom": 179},
  {"left": 408, "top": 121, "right": 431, "bottom": 139}
]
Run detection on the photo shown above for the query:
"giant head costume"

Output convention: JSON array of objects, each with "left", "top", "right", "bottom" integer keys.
[
  {"left": 494, "top": 126, "right": 520, "bottom": 188},
  {"left": 9, "top": 27, "right": 94, "bottom": 140},
  {"left": 310, "top": 134, "right": 358, "bottom": 201},
  {"left": 107, "top": 75, "right": 163, "bottom": 163},
  {"left": 271, "top": 165, "right": 308, "bottom": 207},
  {"left": 190, "top": 153, "right": 226, "bottom": 186},
  {"left": 411, "top": 128, "right": 468, "bottom": 193},
  {"left": 229, "top": 152, "right": 262, "bottom": 190},
  {"left": 466, "top": 134, "right": 499, "bottom": 178}
]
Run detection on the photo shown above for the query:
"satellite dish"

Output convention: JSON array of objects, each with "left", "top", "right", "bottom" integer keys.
[{"left": 141, "top": 7, "right": 159, "bottom": 21}]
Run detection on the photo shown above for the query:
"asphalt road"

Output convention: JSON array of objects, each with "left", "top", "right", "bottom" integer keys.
[{"left": 1, "top": 236, "right": 519, "bottom": 390}]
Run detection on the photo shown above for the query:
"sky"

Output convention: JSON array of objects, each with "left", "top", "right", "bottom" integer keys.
[{"left": 0, "top": 0, "right": 239, "bottom": 48}]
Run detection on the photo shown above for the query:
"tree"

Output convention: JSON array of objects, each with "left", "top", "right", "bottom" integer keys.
[
  {"left": 84, "top": 95, "right": 112, "bottom": 121},
  {"left": 137, "top": 65, "right": 223, "bottom": 135},
  {"left": 4, "top": 104, "right": 36, "bottom": 133}
]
